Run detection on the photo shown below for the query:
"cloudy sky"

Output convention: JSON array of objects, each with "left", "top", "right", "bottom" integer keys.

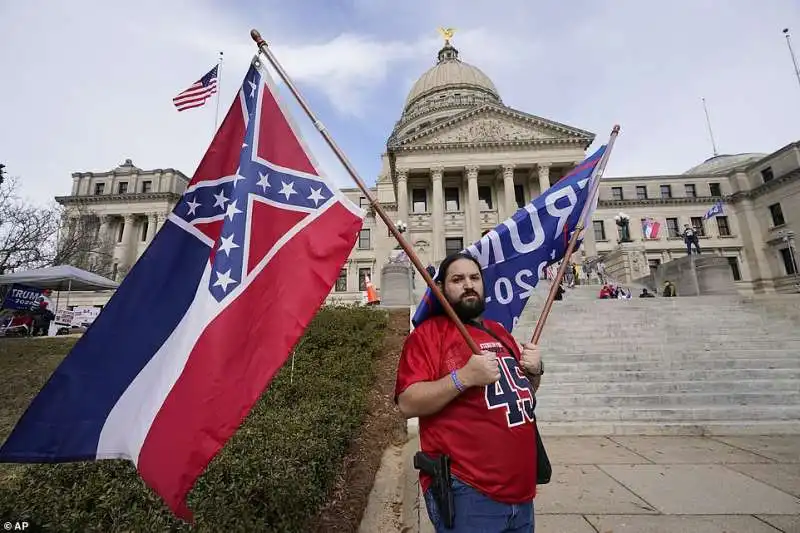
[{"left": 2, "top": 0, "right": 799, "bottom": 207}]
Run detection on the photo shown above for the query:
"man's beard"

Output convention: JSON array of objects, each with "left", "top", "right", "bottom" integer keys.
[{"left": 451, "top": 290, "right": 485, "bottom": 321}]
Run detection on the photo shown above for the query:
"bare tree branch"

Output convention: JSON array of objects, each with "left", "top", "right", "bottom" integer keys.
[{"left": 0, "top": 177, "right": 116, "bottom": 277}]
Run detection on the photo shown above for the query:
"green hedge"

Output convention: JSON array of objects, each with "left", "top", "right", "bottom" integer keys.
[{"left": 0, "top": 305, "right": 389, "bottom": 532}]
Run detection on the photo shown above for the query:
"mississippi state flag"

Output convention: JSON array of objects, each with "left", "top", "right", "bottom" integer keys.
[
  {"left": 642, "top": 217, "right": 661, "bottom": 239},
  {"left": 0, "top": 56, "right": 364, "bottom": 520}
]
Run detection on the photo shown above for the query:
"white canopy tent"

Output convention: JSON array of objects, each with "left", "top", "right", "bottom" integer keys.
[
  {"left": 0, "top": 265, "right": 118, "bottom": 310},
  {"left": 0, "top": 265, "right": 118, "bottom": 292}
]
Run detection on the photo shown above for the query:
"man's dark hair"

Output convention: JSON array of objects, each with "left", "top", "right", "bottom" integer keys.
[{"left": 435, "top": 252, "right": 482, "bottom": 283}]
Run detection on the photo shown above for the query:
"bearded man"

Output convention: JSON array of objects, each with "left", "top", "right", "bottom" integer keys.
[{"left": 394, "top": 252, "right": 544, "bottom": 532}]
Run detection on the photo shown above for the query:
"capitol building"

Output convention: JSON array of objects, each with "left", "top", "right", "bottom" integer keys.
[{"left": 57, "top": 38, "right": 799, "bottom": 308}]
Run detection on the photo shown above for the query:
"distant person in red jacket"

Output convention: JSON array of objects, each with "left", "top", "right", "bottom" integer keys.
[{"left": 394, "top": 252, "right": 543, "bottom": 532}]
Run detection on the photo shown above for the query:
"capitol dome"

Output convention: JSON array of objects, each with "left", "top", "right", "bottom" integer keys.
[
  {"left": 404, "top": 43, "right": 500, "bottom": 111},
  {"left": 394, "top": 40, "right": 503, "bottom": 137},
  {"left": 683, "top": 153, "right": 767, "bottom": 175}
]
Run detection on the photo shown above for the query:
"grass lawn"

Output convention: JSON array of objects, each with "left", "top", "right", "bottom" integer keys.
[{"left": 0, "top": 307, "right": 408, "bottom": 532}]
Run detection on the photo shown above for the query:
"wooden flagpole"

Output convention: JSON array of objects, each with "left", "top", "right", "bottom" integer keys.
[
  {"left": 250, "top": 29, "right": 482, "bottom": 355},
  {"left": 530, "top": 125, "right": 621, "bottom": 344}
]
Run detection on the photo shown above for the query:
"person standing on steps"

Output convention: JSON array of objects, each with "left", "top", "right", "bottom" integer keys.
[
  {"left": 394, "top": 252, "right": 544, "bottom": 532},
  {"left": 682, "top": 224, "right": 701, "bottom": 255}
]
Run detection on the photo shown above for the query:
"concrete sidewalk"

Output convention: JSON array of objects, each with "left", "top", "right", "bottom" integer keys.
[{"left": 409, "top": 433, "right": 800, "bottom": 532}]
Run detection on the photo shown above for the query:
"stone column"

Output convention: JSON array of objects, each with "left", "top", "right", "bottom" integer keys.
[
  {"left": 396, "top": 167, "right": 409, "bottom": 224},
  {"left": 466, "top": 165, "right": 480, "bottom": 243},
  {"left": 495, "top": 172, "right": 505, "bottom": 221},
  {"left": 431, "top": 166, "right": 444, "bottom": 262},
  {"left": 502, "top": 164, "right": 516, "bottom": 216},
  {"left": 538, "top": 163, "right": 551, "bottom": 196},
  {"left": 97, "top": 215, "right": 112, "bottom": 243},
  {"left": 146, "top": 213, "right": 158, "bottom": 242},
  {"left": 119, "top": 214, "right": 135, "bottom": 269}
]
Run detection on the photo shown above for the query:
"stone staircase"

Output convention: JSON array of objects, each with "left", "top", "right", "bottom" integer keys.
[{"left": 512, "top": 281, "right": 800, "bottom": 436}]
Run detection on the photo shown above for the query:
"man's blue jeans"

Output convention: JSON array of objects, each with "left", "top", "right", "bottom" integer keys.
[{"left": 423, "top": 477, "right": 535, "bottom": 532}]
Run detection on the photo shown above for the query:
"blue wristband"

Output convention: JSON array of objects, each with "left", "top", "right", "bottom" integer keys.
[{"left": 450, "top": 370, "right": 466, "bottom": 393}]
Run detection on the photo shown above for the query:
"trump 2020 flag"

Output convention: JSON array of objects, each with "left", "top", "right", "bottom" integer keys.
[
  {"left": 412, "top": 145, "right": 607, "bottom": 332},
  {"left": 0, "top": 56, "right": 364, "bottom": 520}
]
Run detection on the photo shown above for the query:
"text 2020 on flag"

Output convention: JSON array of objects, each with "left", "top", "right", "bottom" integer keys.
[{"left": 0, "top": 56, "right": 365, "bottom": 520}]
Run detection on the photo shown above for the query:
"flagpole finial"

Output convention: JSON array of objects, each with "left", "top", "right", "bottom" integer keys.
[
  {"left": 613, "top": 124, "right": 621, "bottom": 133},
  {"left": 251, "top": 29, "right": 266, "bottom": 47}
]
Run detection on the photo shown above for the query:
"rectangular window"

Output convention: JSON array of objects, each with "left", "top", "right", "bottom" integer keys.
[
  {"left": 412, "top": 188, "right": 427, "bottom": 213},
  {"left": 593, "top": 220, "right": 606, "bottom": 241},
  {"left": 636, "top": 186, "right": 648, "bottom": 200},
  {"left": 690, "top": 216, "right": 705, "bottom": 237},
  {"left": 514, "top": 184, "right": 525, "bottom": 208},
  {"left": 359, "top": 196, "right": 369, "bottom": 209},
  {"left": 727, "top": 257, "right": 742, "bottom": 281},
  {"left": 709, "top": 183, "right": 721, "bottom": 197},
  {"left": 335, "top": 269, "right": 347, "bottom": 291},
  {"left": 118, "top": 182, "right": 128, "bottom": 194},
  {"left": 358, "top": 229, "right": 370, "bottom": 249},
  {"left": 716, "top": 216, "right": 730, "bottom": 236},
  {"left": 445, "top": 237, "right": 464, "bottom": 257},
  {"left": 761, "top": 167, "right": 774, "bottom": 183},
  {"left": 94, "top": 183, "right": 105, "bottom": 195},
  {"left": 660, "top": 184, "right": 672, "bottom": 198},
  {"left": 478, "top": 186, "right": 493, "bottom": 210},
  {"left": 611, "top": 187, "right": 623, "bottom": 200},
  {"left": 685, "top": 184, "right": 696, "bottom": 197},
  {"left": 769, "top": 203, "right": 785, "bottom": 227},
  {"left": 444, "top": 187, "right": 460, "bottom": 211},
  {"left": 666, "top": 217, "right": 680, "bottom": 237},
  {"left": 358, "top": 268, "right": 371, "bottom": 291},
  {"left": 142, "top": 181, "right": 153, "bottom": 193},
  {"left": 780, "top": 248, "right": 797, "bottom": 275}
]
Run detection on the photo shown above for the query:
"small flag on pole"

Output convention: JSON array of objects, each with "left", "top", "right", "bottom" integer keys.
[
  {"left": 703, "top": 200, "right": 724, "bottom": 220},
  {"left": 173, "top": 65, "right": 219, "bottom": 111}
]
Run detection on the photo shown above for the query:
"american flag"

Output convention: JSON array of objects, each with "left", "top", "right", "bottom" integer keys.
[{"left": 173, "top": 65, "right": 218, "bottom": 112}]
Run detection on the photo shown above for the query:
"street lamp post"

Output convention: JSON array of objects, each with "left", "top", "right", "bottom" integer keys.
[
  {"left": 614, "top": 212, "right": 631, "bottom": 243},
  {"left": 777, "top": 229, "right": 799, "bottom": 292}
]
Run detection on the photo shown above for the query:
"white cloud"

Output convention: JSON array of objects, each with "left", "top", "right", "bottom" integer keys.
[{"left": 2, "top": 0, "right": 799, "bottom": 209}]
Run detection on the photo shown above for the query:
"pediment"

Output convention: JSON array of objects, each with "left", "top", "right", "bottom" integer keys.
[{"left": 397, "top": 105, "right": 593, "bottom": 148}]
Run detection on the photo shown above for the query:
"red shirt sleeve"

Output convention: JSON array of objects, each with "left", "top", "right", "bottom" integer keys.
[{"left": 394, "top": 323, "right": 441, "bottom": 402}]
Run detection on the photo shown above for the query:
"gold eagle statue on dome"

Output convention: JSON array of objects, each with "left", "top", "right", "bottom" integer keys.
[{"left": 438, "top": 27, "right": 456, "bottom": 44}]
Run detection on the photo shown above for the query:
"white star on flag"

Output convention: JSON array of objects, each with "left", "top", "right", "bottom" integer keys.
[
  {"left": 213, "top": 269, "right": 236, "bottom": 292},
  {"left": 224, "top": 200, "right": 243, "bottom": 221},
  {"left": 279, "top": 181, "right": 297, "bottom": 200},
  {"left": 186, "top": 198, "right": 201, "bottom": 215},
  {"left": 213, "top": 191, "right": 229, "bottom": 209},
  {"left": 307, "top": 187, "right": 325, "bottom": 206},
  {"left": 217, "top": 234, "right": 240, "bottom": 257},
  {"left": 257, "top": 172, "right": 270, "bottom": 192}
]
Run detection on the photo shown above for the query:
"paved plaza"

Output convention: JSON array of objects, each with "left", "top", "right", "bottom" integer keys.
[{"left": 405, "top": 432, "right": 800, "bottom": 532}]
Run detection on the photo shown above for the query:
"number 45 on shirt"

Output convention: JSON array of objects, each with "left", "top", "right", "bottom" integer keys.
[{"left": 485, "top": 356, "right": 536, "bottom": 428}]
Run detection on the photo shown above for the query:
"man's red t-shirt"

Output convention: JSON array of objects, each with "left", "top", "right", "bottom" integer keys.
[{"left": 394, "top": 315, "right": 538, "bottom": 503}]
